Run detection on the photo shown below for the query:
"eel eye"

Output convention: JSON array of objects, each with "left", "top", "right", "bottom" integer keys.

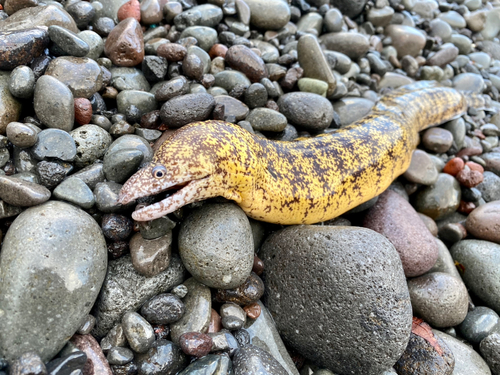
[{"left": 152, "top": 165, "right": 167, "bottom": 179}]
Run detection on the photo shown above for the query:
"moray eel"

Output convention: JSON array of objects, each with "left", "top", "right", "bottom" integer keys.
[{"left": 118, "top": 81, "right": 484, "bottom": 224}]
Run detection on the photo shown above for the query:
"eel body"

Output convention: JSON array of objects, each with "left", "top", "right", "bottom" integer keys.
[{"left": 118, "top": 81, "right": 483, "bottom": 224}]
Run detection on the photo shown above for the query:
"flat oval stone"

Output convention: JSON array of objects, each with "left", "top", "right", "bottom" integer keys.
[
  {"left": 32, "top": 128, "right": 77, "bottom": 162},
  {"left": 122, "top": 312, "right": 155, "bottom": 353},
  {"left": 105, "top": 134, "right": 153, "bottom": 163},
  {"left": 78, "top": 30, "right": 104, "bottom": 61},
  {"left": 244, "top": 0, "right": 291, "bottom": 30},
  {"left": 0, "top": 175, "right": 50, "bottom": 207},
  {"left": 116, "top": 90, "right": 157, "bottom": 121},
  {"left": 0, "top": 72, "right": 22, "bottom": 135},
  {"left": 277, "top": 92, "right": 334, "bottom": 132},
  {"left": 179, "top": 26, "right": 218, "bottom": 52},
  {"left": 246, "top": 107, "right": 287, "bottom": 132},
  {"left": 214, "top": 70, "right": 251, "bottom": 92},
  {"left": 53, "top": 177, "right": 95, "bottom": 209},
  {"left": 0, "top": 5, "right": 78, "bottom": 33},
  {"left": 332, "top": 97, "right": 374, "bottom": 127},
  {"left": 415, "top": 173, "right": 461, "bottom": 220},
  {"left": 466, "top": 200, "right": 500, "bottom": 244},
  {"left": 260, "top": 225, "right": 412, "bottom": 374},
  {"left": 319, "top": 32, "right": 370, "bottom": 60},
  {"left": 6, "top": 122, "right": 38, "bottom": 148},
  {"left": 48, "top": 25, "right": 90, "bottom": 58},
  {"left": 179, "top": 203, "right": 254, "bottom": 289},
  {"left": 111, "top": 67, "right": 151, "bottom": 91},
  {"left": 0, "top": 201, "right": 107, "bottom": 362},
  {"left": 385, "top": 25, "right": 426, "bottom": 58},
  {"left": 105, "top": 18, "right": 144, "bottom": 67},
  {"left": 130, "top": 232, "right": 172, "bottom": 277},
  {"left": 451, "top": 240, "right": 500, "bottom": 313},
  {"left": 135, "top": 339, "right": 187, "bottom": 375},
  {"left": 45, "top": 57, "right": 103, "bottom": 99},
  {"left": 34, "top": 75, "right": 74, "bottom": 132},
  {"left": 214, "top": 95, "right": 249, "bottom": 121},
  {"left": 160, "top": 93, "right": 215, "bottom": 128},
  {"left": 458, "top": 306, "right": 500, "bottom": 345},
  {"left": 9, "top": 65, "right": 35, "bottom": 99},
  {"left": 403, "top": 149, "right": 439, "bottom": 185},
  {"left": 225, "top": 45, "right": 268, "bottom": 83},
  {"left": 103, "top": 149, "right": 144, "bottom": 183},
  {"left": 0, "top": 28, "right": 49, "bottom": 70},
  {"left": 140, "top": 293, "right": 185, "bottom": 325}
]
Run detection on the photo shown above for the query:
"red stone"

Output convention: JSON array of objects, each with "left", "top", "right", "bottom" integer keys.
[
  {"left": 70, "top": 334, "right": 113, "bottom": 375},
  {"left": 465, "top": 161, "right": 484, "bottom": 173},
  {"left": 252, "top": 254, "right": 264, "bottom": 276},
  {"left": 209, "top": 44, "right": 228, "bottom": 59},
  {"left": 244, "top": 302, "right": 261, "bottom": 319},
  {"left": 455, "top": 168, "right": 484, "bottom": 188},
  {"left": 74, "top": 98, "right": 93, "bottom": 125},
  {"left": 157, "top": 43, "right": 187, "bottom": 62},
  {"left": 179, "top": 332, "right": 213, "bottom": 357},
  {"left": 225, "top": 45, "right": 268, "bottom": 82},
  {"left": 104, "top": 18, "right": 144, "bottom": 67},
  {"left": 207, "top": 308, "right": 221, "bottom": 333},
  {"left": 443, "top": 157, "right": 464, "bottom": 176},
  {"left": 458, "top": 200, "right": 476, "bottom": 214},
  {"left": 118, "top": 0, "right": 141, "bottom": 23}
]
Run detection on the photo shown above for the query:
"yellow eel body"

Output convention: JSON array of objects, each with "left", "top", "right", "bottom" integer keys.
[{"left": 118, "top": 81, "right": 484, "bottom": 224}]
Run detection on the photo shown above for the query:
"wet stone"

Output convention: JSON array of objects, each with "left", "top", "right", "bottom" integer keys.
[
  {"left": 122, "top": 312, "right": 155, "bottom": 353},
  {"left": 36, "top": 161, "right": 68, "bottom": 190},
  {"left": 479, "top": 332, "right": 500, "bottom": 375},
  {"left": 422, "top": 128, "right": 454, "bottom": 153},
  {"left": 215, "top": 71, "right": 251, "bottom": 92},
  {"left": 78, "top": 30, "right": 105, "bottom": 61},
  {"left": 178, "top": 354, "right": 232, "bottom": 375},
  {"left": 142, "top": 55, "right": 168, "bottom": 83},
  {"left": 225, "top": 45, "right": 268, "bottom": 83},
  {"left": 101, "top": 214, "right": 133, "bottom": 242},
  {"left": 111, "top": 67, "right": 150, "bottom": 91},
  {"left": 100, "top": 324, "right": 127, "bottom": 352},
  {"left": 415, "top": 173, "right": 461, "bottom": 220},
  {"left": 320, "top": 32, "right": 369, "bottom": 60},
  {"left": 8, "top": 66, "right": 35, "bottom": 100},
  {"left": 233, "top": 345, "right": 288, "bottom": 375},
  {"left": 116, "top": 91, "right": 157, "bottom": 121},
  {"left": 155, "top": 76, "right": 190, "bottom": 102},
  {"left": 160, "top": 93, "right": 215, "bottom": 128},
  {"left": 476, "top": 171, "right": 500, "bottom": 202},
  {"left": 33, "top": 75, "right": 74, "bottom": 132},
  {"left": 403, "top": 150, "right": 439, "bottom": 185},
  {"left": 70, "top": 334, "right": 113, "bottom": 375},
  {"left": 32, "top": 129, "right": 76, "bottom": 163},
  {"left": 179, "top": 332, "right": 213, "bottom": 357},
  {"left": 466, "top": 200, "right": 500, "bottom": 243},
  {"left": 453, "top": 73, "right": 484, "bottom": 93},
  {"left": 214, "top": 96, "right": 249, "bottom": 121},
  {"left": 48, "top": 26, "right": 89, "bottom": 58},
  {"left": 94, "top": 181, "right": 132, "bottom": 213},
  {"left": 53, "top": 177, "right": 95, "bottom": 209},
  {"left": 135, "top": 339, "right": 187, "bottom": 375},
  {"left": 6, "top": 122, "right": 37, "bottom": 149},
  {"left": 174, "top": 4, "right": 223, "bottom": 30},
  {"left": 332, "top": 97, "right": 374, "bottom": 127},
  {"left": 71, "top": 125, "right": 113, "bottom": 169},
  {"left": 105, "top": 18, "right": 144, "bottom": 67},
  {"left": 179, "top": 26, "right": 218, "bottom": 52},
  {"left": 78, "top": 315, "right": 96, "bottom": 335},
  {"left": 45, "top": 56, "right": 103, "bottom": 99},
  {"left": 141, "top": 293, "right": 185, "bottom": 325},
  {"left": 0, "top": 4, "right": 78, "bottom": 32},
  {"left": 0, "top": 28, "right": 49, "bottom": 70},
  {"left": 107, "top": 347, "right": 133, "bottom": 366},
  {"left": 157, "top": 43, "right": 187, "bottom": 62},
  {"left": 458, "top": 306, "right": 500, "bottom": 345},
  {"left": 215, "top": 272, "right": 264, "bottom": 306},
  {"left": 130, "top": 231, "right": 172, "bottom": 277},
  {"left": 277, "top": 92, "right": 334, "bottom": 132},
  {"left": 46, "top": 351, "right": 87, "bottom": 375},
  {"left": 9, "top": 353, "right": 47, "bottom": 375},
  {"left": 103, "top": 149, "right": 144, "bottom": 184},
  {"left": 246, "top": 108, "right": 287, "bottom": 132},
  {"left": 244, "top": 0, "right": 290, "bottom": 30}
]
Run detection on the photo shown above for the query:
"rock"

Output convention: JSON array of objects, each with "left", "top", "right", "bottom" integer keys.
[
  {"left": 179, "top": 203, "right": 254, "bottom": 289},
  {"left": 45, "top": 57, "right": 103, "bottom": 99},
  {"left": 48, "top": 25, "right": 89, "bottom": 58},
  {"left": 479, "top": 332, "right": 500, "bottom": 375},
  {"left": 160, "top": 93, "right": 215, "bottom": 128},
  {"left": 451, "top": 240, "right": 500, "bottom": 313},
  {"left": 130, "top": 232, "right": 172, "bottom": 277},
  {"left": 154, "top": 76, "right": 190, "bottom": 102},
  {"left": 225, "top": 45, "right": 267, "bottom": 83},
  {"left": 385, "top": 25, "right": 426, "bottom": 58},
  {"left": 367, "top": 6, "right": 394, "bottom": 27},
  {"left": 135, "top": 340, "right": 187, "bottom": 375},
  {"left": 403, "top": 150, "right": 439, "bottom": 185},
  {"left": 104, "top": 18, "right": 144, "bottom": 67},
  {"left": 427, "top": 239, "right": 462, "bottom": 279},
  {"left": 433, "top": 330, "right": 491, "bottom": 375},
  {"left": 107, "top": 347, "right": 133, "bottom": 365},
  {"left": 476, "top": 172, "right": 500, "bottom": 202},
  {"left": 260, "top": 226, "right": 412, "bottom": 374},
  {"left": 8, "top": 65, "right": 36, "bottom": 99},
  {"left": 364, "top": 190, "right": 438, "bottom": 277},
  {"left": 408, "top": 272, "right": 469, "bottom": 327},
  {"left": 422, "top": 128, "right": 454, "bottom": 153},
  {"left": 111, "top": 67, "right": 150, "bottom": 91},
  {"left": 174, "top": 4, "right": 223, "bottom": 30},
  {"left": 34, "top": 75, "right": 74, "bottom": 132},
  {"left": 0, "top": 175, "right": 50, "bottom": 207},
  {"left": 71, "top": 125, "right": 113, "bottom": 168},
  {"left": 179, "top": 332, "right": 212, "bottom": 357},
  {"left": 178, "top": 354, "right": 232, "bottom": 375},
  {"left": 179, "top": 26, "right": 218, "bottom": 52},
  {"left": 3, "top": 0, "right": 38, "bottom": 16},
  {"left": 215, "top": 272, "right": 264, "bottom": 306},
  {"left": 0, "top": 72, "right": 22, "bottom": 135},
  {"left": 332, "top": 97, "right": 374, "bottom": 127},
  {"left": 103, "top": 149, "right": 144, "bottom": 184},
  {"left": 170, "top": 278, "right": 212, "bottom": 345},
  {"left": 0, "top": 28, "right": 48, "bottom": 70},
  {"left": 46, "top": 350, "right": 87, "bottom": 375},
  {"left": 32, "top": 128, "right": 77, "bottom": 162},
  {"left": 74, "top": 98, "right": 93, "bottom": 126},
  {"left": 458, "top": 306, "right": 500, "bottom": 345},
  {"left": 319, "top": 32, "right": 369, "bottom": 60},
  {"left": 6, "top": 122, "right": 37, "bottom": 149},
  {"left": 453, "top": 73, "right": 484, "bottom": 93},
  {"left": 277, "top": 92, "right": 334, "bottom": 132},
  {"left": 214, "top": 70, "right": 251, "bottom": 92},
  {"left": 466, "top": 200, "right": 500, "bottom": 244},
  {"left": 78, "top": 30, "right": 105, "bottom": 61},
  {"left": 244, "top": 0, "right": 290, "bottom": 30},
  {"left": 105, "top": 134, "right": 153, "bottom": 164},
  {"left": 92, "top": 254, "right": 186, "bottom": 338},
  {"left": 415, "top": 173, "right": 461, "bottom": 220},
  {"left": 122, "top": 312, "right": 155, "bottom": 353},
  {"left": 330, "top": 0, "right": 367, "bottom": 18},
  {"left": 215, "top": 96, "right": 249, "bottom": 120},
  {"left": 233, "top": 345, "right": 288, "bottom": 375},
  {"left": 53, "top": 178, "right": 95, "bottom": 209},
  {"left": 70, "top": 334, "right": 112, "bottom": 375},
  {"left": 0, "top": 5, "right": 78, "bottom": 33},
  {"left": 140, "top": 293, "right": 185, "bottom": 325},
  {"left": 0, "top": 202, "right": 107, "bottom": 362},
  {"left": 116, "top": 90, "right": 157, "bottom": 120},
  {"left": 157, "top": 43, "right": 187, "bottom": 62},
  {"left": 9, "top": 352, "right": 47, "bottom": 375}
]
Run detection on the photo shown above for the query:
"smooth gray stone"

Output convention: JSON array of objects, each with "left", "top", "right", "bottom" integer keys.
[
  {"left": 159, "top": 92, "right": 215, "bottom": 128},
  {"left": 0, "top": 201, "right": 107, "bottom": 362},
  {"left": 34, "top": 75, "right": 74, "bottom": 132},
  {"left": 332, "top": 97, "right": 374, "bottom": 127},
  {"left": 427, "top": 239, "right": 463, "bottom": 279},
  {"left": 0, "top": 5, "right": 78, "bottom": 32},
  {"left": 433, "top": 330, "right": 491, "bottom": 375},
  {"left": 135, "top": 339, "right": 187, "bottom": 375},
  {"left": 107, "top": 347, "right": 133, "bottom": 366},
  {"left": 94, "top": 181, "right": 131, "bottom": 213},
  {"left": 170, "top": 278, "right": 212, "bottom": 345},
  {"left": 103, "top": 149, "right": 144, "bottom": 184},
  {"left": 13, "top": 147, "right": 36, "bottom": 173},
  {"left": 214, "top": 71, "right": 251, "bottom": 92},
  {"left": 98, "top": 0, "right": 128, "bottom": 23},
  {"left": 476, "top": 171, "right": 500, "bottom": 202},
  {"left": 251, "top": 40, "right": 279, "bottom": 63},
  {"left": 111, "top": 67, "right": 151, "bottom": 92},
  {"left": 244, "top": 0, "right": 290, "bottom": 30},
  {"left": 451, "top": 240, "right": 500, "bottom": 313},
  {"left": 179, "top": 26, "right": 218, "bottom": 51},
  {"left": 458, "top": 306, "right": 500, "bottom": 345},
  {"left": 122, "top": 312, "right": 155, "bottom": 354},
  {"left": 233, "top": 345, "right": 288, "bottom": 375},
  {"left": 178, "top": 354, "right": 232, "bottom": 375},
  {"left": 105, "top": 134, "right": 153, "bottom": 163},
  {"left": 0, "top": 200, "right": 23, "bottom": 219},
  {"left": 330, "top": 0, "right": 367, "bottom": 18},
  {"left": 414, "top": 173, "right": 461, "bottom": 220},
  {"left": 48, "top": 25, "right": 89, "bottom": 57},
  {"left": 8, "top": 66, "right": 35, "bottom": 99},
  {"left": 0, "top": 175, "right": 50, "bottom": 207},
  {"left": 71, "top": 125, "right": 113, "bottom": 169},
  {"left": 246, "top": 107, "right": 287, "bottom": 132},
  {"left": 32, "top": 128, "right": 77, "bottom": 162},
  {"left": 46, "top": 350, "right": 87, "bottom": 375},
  {"left": 53, "top": 177, "right": 95, "bottom": 209},
  {"left": 245, "top": 301, "right": 300, "bottom": 375},
  {"left": 116, "top": 91, "right": 157, "bottom": 120},
  {"left": 6, "top": 122, "right": 38, "bottom": 148},
  {"left": 78, "top": 30, "right": 104, "bottom": 60},
  {"left": 480, "top": 332, "right": 500, "bottom": 375},
  {"left": 8, "top": 352, "right": 47, "bottom": 375},
  {"left": 69, "top": 163, "right": 105, "bottom": 190},
  {"left": 277, "top": 92, "right": 334, "bottom": 132},
  {"left": 92, "top": 254, "right": 186, "bottom": 338},
  {"left": 259, "top": 226, "right": 412, "bottom": 375},
  {"left": 179, "top": 203, "right": 254, "bottom": 289},
  {"left": 174, "top": 4, "right": 223, "bottom": 30}
]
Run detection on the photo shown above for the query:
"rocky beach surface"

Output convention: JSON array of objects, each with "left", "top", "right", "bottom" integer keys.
[{"left": 1, "top": 0, "right": 500, "bottom": 374}]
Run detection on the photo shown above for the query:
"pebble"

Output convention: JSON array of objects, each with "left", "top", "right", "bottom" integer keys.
[
  {"left": 0, "top": 202, "right": 107, "bottom": 362},
  {"left": 385, "top": 25, "right": 426, "bottom": 58},
  {"left": 233, "top": 345, "right": 289, "bottom": 375},
  {"left": 160, "top": 92, "right": 215, "bottom": 128},
  {"left": 0, "top": 73, "right": 21, "bottom": 135},
  {"left": 8, "top": 353, "right": 47, "bottom": 375},
  {"left": 142, "top": 55, "right": 168, "bottom": 82},
  {"left": 408, "top": 272, "right": 469, "bottom": 327},
  {"left": 100, "top": 324, "right": 127, "bottom": 352},
  {"left": 277, "top": 92, "right": 334, "bottom": 132},
  {"left": 215, "top": 272, "right": 264, "bottom": 306},
  {"left": 453, "top": 73, "right": 484, "bottom": 93},
  {"left": 32, "top": 128, "right": 77, "bottom": 162},
  {"left": 179, "top": 203, "right": 254, "bottom": 289},
  {"left": 427, "top": 46, "right": 459, "bottom": 67},
  {"left": 179, "top": 332, "right": 213, "bottom": 357},
  {"left": 332, "top": 97, "right": 374, "bottom": 127},
  {"left": 130, "top": 232, "right": 172, "bottom": 277},
  {"left": 364, "top": 190, "right": 439, "bottom": 277},
  {"left": 415, "top": 173, "right": 461, "bottom": 220},
  {"left": 422, "top": 127, "right": 454, "bottom": 153},
  {"left": 78, "top": 315, "right": 96, "bottom": 335},
  {"left": 319, "top": 32, "right": 370, "bottom": 60},
  {"left": 0, "top": 175, "right": 50, "bottom": 207},
  {"left": 480, "top": 332, "right": 500, "bottom": 374},
  {"left": 170, "top": 278, "right": 212, "bottom": 345},
  {"left": 451, "top": 240, "right": 500, "bottom": 313},
  {"left": 476, "top": 171, "right": 500, "bottom": 202},
  {"left": 140, "top": 293, "right": 185, "bottom": 325},
  {"left": 244, "top": 0, "right": 290, "bottom": 30},
  {"left": 70, "top": 125, "right": 113, "bottom": 168},
  {"left": 0, "top": 5, "right": 78, "bottom": 32},
  {"left": 215, "top": 95, "right": 249, "bottom": 120},
  {"left": 107, "top": 347, "right": 133, "bottom": 366},
  {"left": 103, "top": 149, "right": 144, "bottom": 183},
  {"left": 135, "top": 339, "right": 187, "bottom": 374},
  {"left": 8, "top": 66, "right": 35, "bottom": 99},
  {"left": 46, "top": 351, "right": 87, "bottom": 375},
  {"left": 111, "top": 67, "right": 150, "bottom": 91},
  {"left": 0, "top": 29, "right": 48, "bottom": 71},
  {"left": 105, "top": 18, "right": 144, "bottom": 67},
  {"left": 466, "top": 200, "right": 500, "bottom": 243},
  {"left": 214, "top": 70, "right": 251, "bottom": 92},
  {"left": 403, "top": 149, "right": 439, "bottom": 185},
  {"left": 48, "top": 25, "right": 89, "bottom": 57},
  {"left": 92, "top": 254, "right": 185, "bottom": 338},
  {"left": 6, "top": 122, "right": 38, "bottom": 148},
  {"left": 458, "top": 306, "right": 500, "bottom": 345},
  {"left": 74, "top": 98, "right": 93, "bottom": 126},
  {"left": 174, "top": 4, "right": 223, "bottom": 30},
  {"left": 70, "top": 334, "right": 113, "bottom": 375},
  {"left": 122, "top": 311, "right": 155, "bottom": 353},
  {"left": 225, "top": 45, "right": 268, "bottom": 83},
  {"left": 180, "top": 26, "right": 218, "bottom": 52},
  {"left": 482, "top": 152, "right": 500, "bottom": 175},
  {"left": 45, "top": 56, "right": 103, "bottom": 99},
  {"left": 259, "top": 226, "right": 412, "bottom": 374},
  {"left": 178, "top": 354, "right": 232, "bottom": 375},
  {"left": 53, "top": 177, "right": 95, "bottom": 209},
  {"left": 157, "top": 43, "right": 187, "bottom": 62}
]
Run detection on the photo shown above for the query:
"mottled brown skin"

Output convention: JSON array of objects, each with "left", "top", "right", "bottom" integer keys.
[{"left": 118, "top": 82, "right": 483, "bottom": 224}]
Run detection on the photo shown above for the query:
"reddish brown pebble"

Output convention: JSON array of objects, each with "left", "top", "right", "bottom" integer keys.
[
  {"left": 443, "top": 157, "right": 464, "bottom": 176},
  {"left": 70, "top": 334, "right": 113, "bottom": 375},
  {"left": 140, "top": 110, "right": 161, "bottom": 129},
  {"left": 280, "top": 67, "right": 304, "bottom": 91},
  {"left": 466, "top": 200, "right": 500, "bottom": 243},
  {"left": 0, "top": 5, "right": 3, "bottom": 10},
  {"left": 74, "top": 98, "right": 92, "bottom": 126},
  {"left": 456, "top": 168, "right": 484, "bottom": 188},
  {"left": 265, "top": 100, "right": 279, "bottom": 112},
  {"left": 153, "top": 324, "right": 170, "bottom": 340},
  {"left": 458, "top": 200, "right": 476, "bottom": 214},
  {"left": 215, "top": 272, "right": 265, "bottom": 305},
  {"left": 104, "top": 18, "right": 144, "bottom": 67},
  {"left": 101, "top": 86, "right": 118, "bottom": 99},
  {"left": 179, "top": 332, "right": 213, "bottom": 357},
  {"left": 466, "top": 161, "right": 484, "bottom": 173},
  {"left": 157, "top": 43, "right": 187, "bottom": 62},
  {"left": 118, "top": 0, "right": 141, "bottom": 22},
  {"left": 243, "top": 302, "right": 261, "bottom": 319},
  {"left": 225, "top": 45, "right": 268, "bottom": 82},
  {"left": 472, "top": 129, "right": 486, "bottom": 140},
  {"left": 208, "top": 308, "right": 222, "bottom": 333},
  {"left": 252, "top": 254, "right": 264, "bottom": 276},
  {"left": 456, "top": 145, "right": 483, "bottom": 157},
  {"left": 209, "top": 44, "right": 228, "bottom": 59}
]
